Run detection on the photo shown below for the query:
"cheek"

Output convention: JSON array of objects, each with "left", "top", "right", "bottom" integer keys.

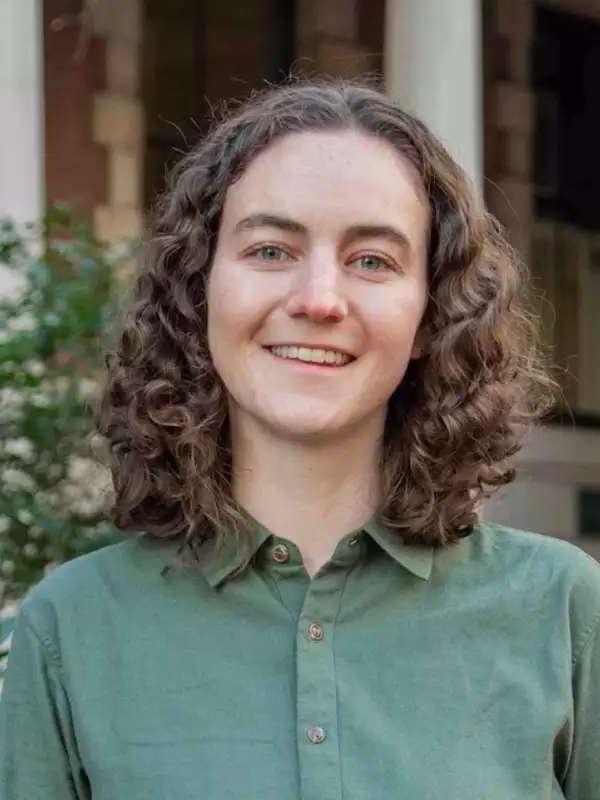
[
  {"left": 368, "top": 294, "right": 425, "bottom": 352},
  {"left": 210, "top": 269, "right": 282, "bottom": 342},
  {"left": 207, "top": 275, "right": 241, "bottom": 338},
  {"left": 207, "top": 281, "right": 270, "bottom": 362}
]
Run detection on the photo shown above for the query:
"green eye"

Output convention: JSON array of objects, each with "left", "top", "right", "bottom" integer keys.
[
  {"left": 356, "top": 254, "right": 390, "bottom": 272},
  {"left": 255, "top": 246, "right": 286, "bottom": 261}
]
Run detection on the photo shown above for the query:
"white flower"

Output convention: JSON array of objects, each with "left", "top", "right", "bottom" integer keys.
[
  {"left": 22, "top": 359, "right": 45, "bottom": 377},
  {"left": 16, "top": 509, "right": 34, "bottom": 525},
  {"left": 0, "top": 387, "right": 24, "bottom": 417},
  {"left": 1, "top": 561, "right": 15, "bottom": 576},
  {"left": 0, "top": 387, "right": 23, "bottom": 403},
  {"left": 60, "top": 455, "right": 113, "bottom": 517},
  {"left": 0, "top": 265, "right": 31, "bottom": 304},
  {"left": 6, "top": 311, "right": 37, "bottom": 332},
  {"left": 61, "top": 488, "right": 108, "bottom": 517},
  {"left": 78, "top": 378, "right": 98, "bottom": 399},
  {"left": 66, "top": 455, "right": 107, "bottom": 484},
  {"left": 29, "top": 391, "right": 51, "bottom": 408},
  {"left": 0, "top": 517, "right": 10, "bottom": 534},
  {"left": 22, "top": 543, "right": 38, "bottom": 558},
  {"left": 4, "top": 437, "right": 35, "bottom": 462},
  {"left": 1, "top": 467, "right": 35, "bottom": 492}
]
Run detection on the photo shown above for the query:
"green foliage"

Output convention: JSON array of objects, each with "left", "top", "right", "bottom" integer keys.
[{"left": 0, "top": 206, "right": 139, "bottom": 617}]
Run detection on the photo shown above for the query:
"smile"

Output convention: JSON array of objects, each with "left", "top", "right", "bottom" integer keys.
[{"left": 263, "top": 345, "right": 355, "bottom": 369}]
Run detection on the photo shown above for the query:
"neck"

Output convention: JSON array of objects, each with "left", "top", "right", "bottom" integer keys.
[{"left": 229, "top": 409, "right": 385, "bottom": 577}]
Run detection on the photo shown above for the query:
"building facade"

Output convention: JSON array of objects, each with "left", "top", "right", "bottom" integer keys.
[{"left": 2, "top": 0, "right": 600, "bottom": 556}]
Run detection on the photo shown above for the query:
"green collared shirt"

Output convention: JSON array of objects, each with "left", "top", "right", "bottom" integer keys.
[{"left": 1, "top": 515, "right": 600, "bottom": 799}]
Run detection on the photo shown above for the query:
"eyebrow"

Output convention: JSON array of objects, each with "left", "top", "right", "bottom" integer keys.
[
  {"left": 233, "top": 213, "right": 413, "bottom": 254},
  {"left": 234, "top": 213, "right": 306, "bottom": 235}
]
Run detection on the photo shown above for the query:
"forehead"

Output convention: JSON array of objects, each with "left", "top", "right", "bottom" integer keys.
[{"left": 221, "top": 129, "right": 429, "bottom": 238}]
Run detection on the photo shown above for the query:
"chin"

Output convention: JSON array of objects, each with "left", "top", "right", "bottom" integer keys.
[{"left": 262, "top": 412, "right": 353, "bottom": 442}]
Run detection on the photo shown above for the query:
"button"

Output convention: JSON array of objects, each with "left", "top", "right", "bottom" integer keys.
[
  {"left": 306, "top": 725, "right": 326, "bottom": 744},
  {"left": 271, "top": 544, "right": 290, "bottom": 563},
  {"left": 308, "top": 622, "right": 324, "bottom": 641},
  {"left": 348, "top": 536, "right": 360, "bottom": 547}
]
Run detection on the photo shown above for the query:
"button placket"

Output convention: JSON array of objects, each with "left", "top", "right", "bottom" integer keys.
[{"left": 296, "top": 566, "right": 351, "bottom": 800}]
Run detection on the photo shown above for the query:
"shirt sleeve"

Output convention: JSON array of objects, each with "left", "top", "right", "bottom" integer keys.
[
  {"left": 0, "top": 605, "right": 90, "bottom": 800},
  {"left": 564, "top": 611, "right": 600, "bottom": 799}
]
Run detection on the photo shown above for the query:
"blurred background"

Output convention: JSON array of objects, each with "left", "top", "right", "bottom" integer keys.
[{"left": 0, "top": 0, "right": 599, "bottom": 632}]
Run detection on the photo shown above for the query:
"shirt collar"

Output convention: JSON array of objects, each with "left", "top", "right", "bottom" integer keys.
[
  {"left": 193, "top": 519, "right": 272, "bottom": 588},
  {"left": 196, "top": 511, "right": 433, "bottom": 588},
  {"left": 361, "top": 514, "right": 434, "bottom": 581}
]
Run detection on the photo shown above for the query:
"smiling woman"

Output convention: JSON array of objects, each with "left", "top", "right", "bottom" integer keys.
[
  {"left": 1, "top": 78, "right": 600, "bottom": 800},
  {"left": 206, "top": 127, "right": 429, "bottom": 468}
]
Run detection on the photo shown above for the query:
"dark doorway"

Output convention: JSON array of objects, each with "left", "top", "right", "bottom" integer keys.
[
  {"left": 532, "top": 5, "right": 600, "bottom": 229},
  {"left": 142, "top": 0, "right": 294, "bottom": 208}
]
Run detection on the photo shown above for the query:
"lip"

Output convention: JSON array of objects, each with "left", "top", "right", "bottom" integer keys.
[{"left": 262, "top": 343, "right": 357, "bottom": 360}]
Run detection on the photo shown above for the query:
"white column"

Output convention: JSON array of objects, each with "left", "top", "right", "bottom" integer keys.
[
  {"left": 384, "top": 0, "right": 483, "bottom": 193},
  {"left": 0, "top": 0, "right": 44, "bottom": 224}
]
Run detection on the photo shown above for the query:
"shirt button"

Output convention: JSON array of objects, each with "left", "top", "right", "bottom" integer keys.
[
  {"left": 271, "top": 544, "right": 290, "bottom": 563},
  {"left": 306, "top": 725, "right": 326, "bottom": 744},
  {"left": 348, "top": 536, "right": 360, "bottom": 547},
  {"left": 308, "top": 622, "right": 324, "bottom": 641}
]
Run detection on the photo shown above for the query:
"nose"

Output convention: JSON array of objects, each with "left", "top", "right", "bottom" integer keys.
[{"left": 282, "top": 253, "right": 348, "bottom": 322}]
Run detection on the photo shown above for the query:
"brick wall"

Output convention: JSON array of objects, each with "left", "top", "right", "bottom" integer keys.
[
  {"left": 142, "top": 0, "right": 296, "bottom": 205},
  {"left": 482, "top": 0, "right": 534, "bottom": 259},
  {"left": 91, "top": 0, "right": 144, "bottom": 242},
  {"left": 43, "top": 0, "right": 385, "bottom": 238},
  {"left": 295, "top": 0, "right": 384, "bottom": 78},
  {"left": 483, "top": 0, "right": 600, "bottom": 415},
  {"left": 44, "top": 0, "right": 144, "bottom": 242},
  {"left": 483, "top": 0, "right": 600, "bottom": 551},
  {"left": 44, "top": 0, "right": 107, "bottom": 225}
]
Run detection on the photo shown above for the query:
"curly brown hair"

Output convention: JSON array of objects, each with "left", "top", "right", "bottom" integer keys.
[{"left": 92, "top": 77, "right": 557, "bottom": 575}]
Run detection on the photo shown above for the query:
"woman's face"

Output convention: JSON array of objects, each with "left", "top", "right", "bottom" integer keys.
[{"left": 207, "top": 128, "right": 430, "bottom": 443}]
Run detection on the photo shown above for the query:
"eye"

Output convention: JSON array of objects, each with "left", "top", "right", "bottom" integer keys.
[
  {"left": 247, "top": 245, "right": 290, "bottom": 262},
  {"left": 352, "top": 253, "right": 395, "bottom": 273}
]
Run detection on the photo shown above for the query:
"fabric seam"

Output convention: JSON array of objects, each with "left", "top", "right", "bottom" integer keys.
[
  {"left": 572, "top": 606, "right": 600, "bottom": 668},
  {"left": 20, "top": 605, "right": 63, "bottom": 673}
]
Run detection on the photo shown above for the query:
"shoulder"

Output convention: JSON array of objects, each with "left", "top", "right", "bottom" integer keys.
[
  {"left": 475, "top": 519, "right": 600, "bottom": 585},
  {"left": 23, "top": 533, "right": 165, "bottom": 603},
  {"left": 473, "top": 520, "right": 600, "bottom": 660},
  {"left": 18, "top": 533, "right": 180, "bottom": 643}
]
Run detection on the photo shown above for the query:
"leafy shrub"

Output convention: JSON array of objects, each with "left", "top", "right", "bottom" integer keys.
[{"left": 0, "top": 207, "right": 138, "bottom": 673}]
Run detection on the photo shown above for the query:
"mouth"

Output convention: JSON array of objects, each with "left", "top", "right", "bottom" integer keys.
[{"left": 262, "top": 345, "right": 356, "bottom": 372}]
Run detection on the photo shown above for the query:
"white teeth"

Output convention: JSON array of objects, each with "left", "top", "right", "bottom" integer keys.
[{"left": 268, "top": 345, "right": 352, "bottom": 366}]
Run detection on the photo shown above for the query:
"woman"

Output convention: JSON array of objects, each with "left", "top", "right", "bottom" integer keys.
[{"left": 1, "top": 78, "right": 599, "bottom": 799}]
